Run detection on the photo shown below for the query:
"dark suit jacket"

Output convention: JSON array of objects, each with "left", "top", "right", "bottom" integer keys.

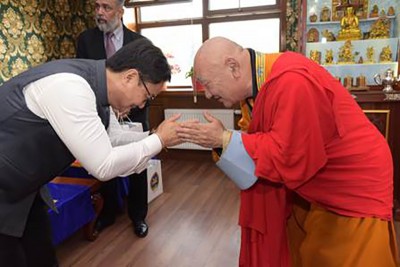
[
  {"left": 76, "top": 26, "right": 149, "bottom": 130},
  {"left": 76, "top": 25, "right": 142, "bottom": 59}
]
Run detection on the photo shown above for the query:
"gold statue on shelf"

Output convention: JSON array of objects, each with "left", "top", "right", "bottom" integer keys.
[
  {"left": 338, "top": 40, "right": 355, "bottom": 64},
  {"left": 379, "top": 46, "right": 392, "bottom": 62},
  {"left": 322, "top": 29, "right": 336, "bottom": 42},
  {"left": 309, "top": 13, "right": 318, "bottom": 22},
  {"left": 337, "top": 6, "right": 362, "bottom": 40},
  {"left": 387, "top": 6, "right": 395, "bottom": 16},
  {"left": 324, "top": 49, "right": 334, "bottom": 64},
  {"left": 310, "top": 50, "right": 321, "bottom": 64},
  {"left": 307, "top": 28, "right": 319, "bottom": 43},
  {"left": 366, "top": 46, "right": 375, "bottom": 63},
  {"left": 369, "top": 17, "right": 391, "bottom": 39},
  {"left": 370, "top": 5, "right": 379, "bottom": 18},
  {"left": 320, "top": 6, "right": 331, "bottom": 22}
]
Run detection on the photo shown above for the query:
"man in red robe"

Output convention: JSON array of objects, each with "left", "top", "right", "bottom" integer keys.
[{"left": 178, "top": 37, "right": 398, "bottom": 267}]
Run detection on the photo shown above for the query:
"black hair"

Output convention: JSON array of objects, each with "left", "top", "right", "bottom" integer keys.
[{"left": 106, "top": 38, "right": 171, "bottom": 84}]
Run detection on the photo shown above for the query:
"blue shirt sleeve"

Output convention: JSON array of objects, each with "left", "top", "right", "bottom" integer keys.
[{"left": 216, "top": 131, "right": 257, "bottom": 190}]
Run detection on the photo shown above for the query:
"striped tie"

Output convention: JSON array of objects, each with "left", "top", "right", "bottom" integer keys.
[{"left": 105, "top": 32, "right": 116, "bottom": 58}]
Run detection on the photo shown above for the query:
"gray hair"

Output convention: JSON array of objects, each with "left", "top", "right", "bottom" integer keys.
[{"left": 116, "top": 0, "right": 124, "bottom": 6}]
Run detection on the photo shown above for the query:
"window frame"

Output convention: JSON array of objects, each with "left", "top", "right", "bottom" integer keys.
[{"left": 132, "top": 0, "right": 287, "bottom": 89}]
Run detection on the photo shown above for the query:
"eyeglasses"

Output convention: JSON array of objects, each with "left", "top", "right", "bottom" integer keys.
[{"left": 139, "top": 75, "right": 156, "bottom": 101}]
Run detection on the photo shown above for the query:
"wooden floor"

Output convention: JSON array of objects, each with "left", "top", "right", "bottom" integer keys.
[
  {"left": 56, "top": 158, "right": 241, "bottom": 267},
  {"left": 57, "top": 154, "right": 400, "bottom": 266}
]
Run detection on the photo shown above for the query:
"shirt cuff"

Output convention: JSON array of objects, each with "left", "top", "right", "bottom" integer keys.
[
  {"left": 216, "top": 131, "right": 257, "bottom": 190},
  {"left": 142, "top": 133, "right": 163, "bottom": 157}
]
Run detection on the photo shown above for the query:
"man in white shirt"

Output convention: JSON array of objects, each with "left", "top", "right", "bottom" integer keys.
[{"left": 0, "top": 38, "right": 180, "bottom": 267}]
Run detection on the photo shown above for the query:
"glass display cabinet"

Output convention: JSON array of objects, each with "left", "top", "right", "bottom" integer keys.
[
  {"left": 303, "top": 0, "right": 399, "bottom": 88},
  {"left": 300, "top": 0, "right": 400, "bottom": 219}
]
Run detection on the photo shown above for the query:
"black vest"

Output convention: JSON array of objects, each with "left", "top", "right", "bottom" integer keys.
[{"left": 0, "top": 59, "right": 109, "bottom": 236}]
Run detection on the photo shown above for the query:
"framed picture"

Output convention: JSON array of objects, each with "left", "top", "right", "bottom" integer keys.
[{"left": 363, "top": 109, "right": 390, "bottom": 140}]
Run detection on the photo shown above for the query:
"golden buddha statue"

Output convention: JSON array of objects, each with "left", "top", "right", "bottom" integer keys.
[
  {"left": 322, "top": 29, "right": 336, "bottom": 42},
  {"left": 370, "top": 5, "right": 379, "bottom": 18},
  {"left": 379, "top": 46, "right": 392, "bottom": 62},
  {"left": 387, "top": 6, "right": 395, "bottom": 16},
  {"left": 324, "top": 49, "right": 334, "bottom": 65},
  {"left": 338, "top": 40, "right": 355, "bottom": 64},
  {"left": 366, "top": 46, "right": 375, "bottom": 63},
  {"left": 369, "top": 17, "right": 390, "bottom": 39},
  {"left": 310, "top": 50, "right": 321, "bottom": 64},
  {"left": 337, "top": 6, "right": 362, "bottom": 41},
  {"left": 320, "top": 6, "right": 331, "bottom": 22}
]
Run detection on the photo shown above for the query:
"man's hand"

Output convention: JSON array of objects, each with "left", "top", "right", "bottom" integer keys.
[
  {"left": 154, "top": 114, "right": 183, "bottom": 147},
  {"left": 177, "top": 111, "right": 225, "bottom": 148}
]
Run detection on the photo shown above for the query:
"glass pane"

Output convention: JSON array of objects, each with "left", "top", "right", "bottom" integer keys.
[
  {"left": 209, "top": 0, "right": 276, "bottom": 10},
  {"left": 141, "top": 25, "right": 203, "bottom": 87},
  {"left": 209, "top": 19, "right": 280, "bottom": 53},
  {"left": 123, "top": 7, "right": 136, "bottom": 30},
  {"left": 140, "top": 0, "right": 202, "bottom": 22}
]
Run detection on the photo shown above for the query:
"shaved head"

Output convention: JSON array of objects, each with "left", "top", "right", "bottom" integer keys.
[
  {"left": 192, "top": 37, "right": 253, "bottom": 107},
  {"left": 195, "top": 37, "right": 242, "bottom": 61},
  {"left": 194, "top": 37, "right": 243, "bottom": 78}
]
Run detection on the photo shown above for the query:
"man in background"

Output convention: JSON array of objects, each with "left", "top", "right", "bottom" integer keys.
[
  {"left": 178, "top": 37, "right": 398, "bottom": 267},
  {"left": 76, "top": 0, "right": 150, "bottom": 238}
]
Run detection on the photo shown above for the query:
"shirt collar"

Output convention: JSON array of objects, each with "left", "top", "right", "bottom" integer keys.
[{"left": 110, "top": 24, "right": 123, "bottom": 42}]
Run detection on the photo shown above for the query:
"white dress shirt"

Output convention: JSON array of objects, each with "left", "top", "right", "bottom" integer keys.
[{"left": 23, "top": 72, "right": 162, "bottom": 181}]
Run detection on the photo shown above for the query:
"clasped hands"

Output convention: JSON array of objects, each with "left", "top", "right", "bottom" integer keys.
[{"left": 154, "top": 111, "right": 226, "bottom": 149}]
